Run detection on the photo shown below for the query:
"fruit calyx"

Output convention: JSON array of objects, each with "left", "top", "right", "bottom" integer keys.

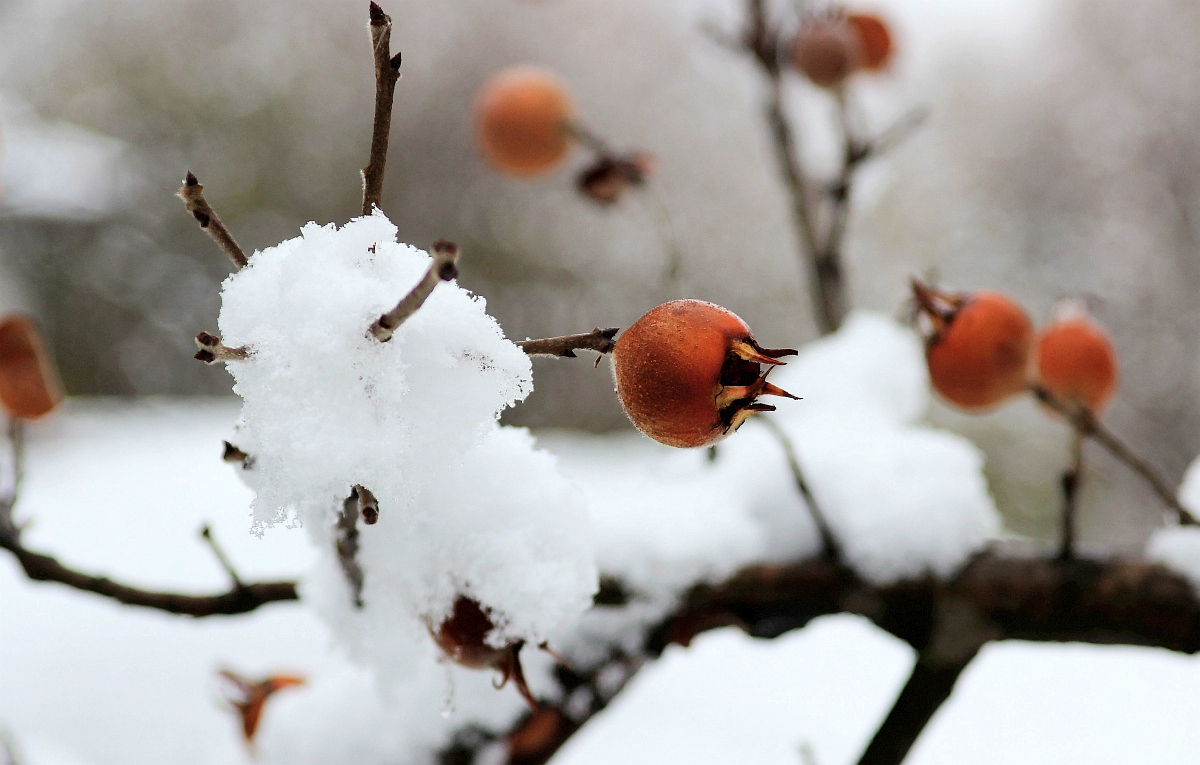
[
  {"left": 717, "top": 339, "right": 799, "bottom": 433},
  {"left": 910, "top": 277, "right": 966, "bottom": 344}
]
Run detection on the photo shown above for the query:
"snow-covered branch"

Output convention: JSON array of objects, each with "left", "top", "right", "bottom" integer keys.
[{"left": 440, "top": 549, "right": 1200, "bottom": 765}]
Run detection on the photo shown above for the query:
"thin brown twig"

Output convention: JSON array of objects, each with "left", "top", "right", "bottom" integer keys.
[
  {"left": 178, "top": 172, "right": 248, "bottom": 269},
  {"left": 1058, "top": 428, "right": 1084, "bottom": 561},
  {"left": 516, "top": 328, "right": 620, "bottom": 359},
  {"left": 356, "top": 484, "right": 380, "bottom": 525},
  {"left": 369, "top": 240, "right": 460, "bottom": 342},
  {"left": 757, "top": 415, "right": 840, "bottom": 561},
  {"left": 194, "top": 332, "right": 250, "bottom": 364},
  {"left": 336, "top": 487, "right": 366, "bottom": 608},
  {"left": 361, "top": 1, "right": 403, "bottom": 216},
  {"left": 200, "top": 524, "right": 245, "bottom": 589},
  {"left": 1031, "top": 383, "right": 1196, "bottom": 526}
]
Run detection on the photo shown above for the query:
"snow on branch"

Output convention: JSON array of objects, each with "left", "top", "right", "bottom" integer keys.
[
  {"left": 177, "top": 172, "right": 248, "bottom": 269},
  {"left": 441, "top": 550, "right": 1200, "bottom": 765},
  {"left": 368, "top": 239, "right": 460, "bottom": 342}
]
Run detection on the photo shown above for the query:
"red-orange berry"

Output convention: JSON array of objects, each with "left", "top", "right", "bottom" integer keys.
[
  {"left": 1034, "top": 309, "right": 1118, "bottom": 414},
  {"left": 789, "top": 19, "right": 863, "bottom": 89},
  {"left": 912, "top": 281, "right": 1034, "bottom": 411},
  {"left": 0, "top": 314, "right": 62, "bottom": 420},
  {"left": 846, "top": 13, "right": 893, "bottom": 71},
  {"left": 612, "top": 300, "right": 799, "bottom": 448},
  {"left": 432, "top": 596, "right": 538, "bottom": 710},
  {"left": 474, "top": 66, "right": 575, "bottom": 177}
]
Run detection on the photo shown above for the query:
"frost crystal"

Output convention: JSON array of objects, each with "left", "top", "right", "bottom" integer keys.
[{"left": 217, "top": 212, "right": 596, "bottom": 679}]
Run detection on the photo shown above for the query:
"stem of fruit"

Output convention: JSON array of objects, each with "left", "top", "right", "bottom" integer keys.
[
  {"left": 177, "top": 172, "right": 248, "bottom": 269},
  {"left": 758, "top": 415, "right": 842, "bottom": 561},
  {"left": 1058, "top": 427, "right": 1084, "bottom": 561},
  {"left": 361, "top": 1, "right": 402, "bottom": 216},
  {"left": 1031, "top": 383, "right": 1197, "bottom": 526},
  {"left": 516, "top": 328, "right": 620, "bottom": 359}
]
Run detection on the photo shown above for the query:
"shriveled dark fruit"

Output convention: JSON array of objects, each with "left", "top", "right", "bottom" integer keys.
[
  {"left": 577, "top": 152, "right": 656, "bottom": 205},
  {"left": 612, "top": 300, "right": 799, "bottom": 448},
  {"left": 912, "top": 279, "right": 1034, "bottom": 411},
  {"left": 0, "top": 314, "right": 62, "bottom": 420},
  {"left": 790, "top": 19, "right": 863, "bottom": 89},
  {"left": 433, "top": 596, "right": 538, "bottom": 710}
]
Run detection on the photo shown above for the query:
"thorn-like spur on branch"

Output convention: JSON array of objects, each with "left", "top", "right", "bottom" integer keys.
[
  {"left": 516, "top": 328, "right": 620, "bottom": 360},
  {"left": 177, "top": 172, "right": 248, "bottom": 269},
  {"left": 200, "top": 524, "right": 245, "bottom": 589},
  {"left": 361, "top": 1, "right": 403, "bottom": 216},
  {"left": 336, "top": 487, "right": 366, "bottom": 608},
  {"left": 194, "top": 332, "right": 250, "bottom": 364},
  {"left": 369, "top": 240, "right": 460, "bottom": 342},
  {"left": 1031, "top": 383, "right": 1197, "bottom": 526}
]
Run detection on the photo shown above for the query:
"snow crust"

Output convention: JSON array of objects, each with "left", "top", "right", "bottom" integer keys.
[{"left": 217, "top": 212, "right": 597, "bottom": 679}]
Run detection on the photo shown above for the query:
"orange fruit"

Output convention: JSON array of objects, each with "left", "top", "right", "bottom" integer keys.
[
  {"left": 913, "top": 282, "right": 1034, "bottom": 410},
  {"left": 847, "top": 13, "right": 893, "bottom": 70},
  {"left": 612, "top": 300, "right": 798, "bottom": 448},
  {"left": 474, "top": 66, "right": 574, "bottom": 177},
  {"left": 1035, "top": 313, "right": 1118, "bottom": 414},
  {"left": 0, "top": 314, "right": 62, "bottom": 420},
  {"left": 789, "top": 20, "right": 862, "bottom": 89}
]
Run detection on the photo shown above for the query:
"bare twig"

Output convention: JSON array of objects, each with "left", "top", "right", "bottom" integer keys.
[
  {"left": 222, "top": 441, "right": 254, "bottom": 470},
  {"left": 361, "top": 1, "right": 403, "bottom": 216},
  {"left": 200, "top": 524, "right": 245, "bottom": 589},
  {"left": 1058, "top": 428, "right": 1084, "bottom": 561},
  {"left": 336, "top": 488, "right": 366, "bottom": 608},
  {"left": 1031, "top": 383, "right": 1196, "bottom": 526},
  {"left": 757, "top": 416, "right": 841, "bottom": 561},
  {"left": 194, "top": 332, "right": 250, "bottom": 364},
  {"left": 177, "top": 172, "right": 248, "bottom": 269},
  {"left": 516, "top": 328, "right": 620, "bottom": 359},
  {"left": 369, "top": 240, "right": 460, "bottom": 342}
]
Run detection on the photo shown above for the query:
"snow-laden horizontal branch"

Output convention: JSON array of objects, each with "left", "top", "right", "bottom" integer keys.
[{"left": 441, "top": 547, "right": 1200, "bottom": 765}]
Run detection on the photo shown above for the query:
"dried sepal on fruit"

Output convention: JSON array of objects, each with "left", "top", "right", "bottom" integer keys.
[
  {"left": 612, "top": 300, "right": 798, "bottom": 448},
  {"left": 1034, "top": 303, "right": 1118, "bottom": 414},
  {"left": 0, "top": 314, "right": 63, "bottom": 420},
  {"left": 911, "top": 279, "right": 1034, "bottom": 411},
  {"left": 577, "top": 152, "right": 657, "bottom": 205},
  {"left": 474, "top": 66, "right": 575, "bottom": 177},
  {"left": 432, "top": 596, "right": 539, "bottom": 710},
  {"left": 218, "top": 669, "right": 305, "bottom": 743}
]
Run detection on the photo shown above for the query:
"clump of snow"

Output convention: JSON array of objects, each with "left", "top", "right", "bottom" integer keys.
[
  {"left": 769, "top": 312, "right": 1001, "bottom": 583},
  {"left": 1146, "top": 526, "right": 1200, "bottom": 592},
  {"left": 217, "top": 212, "right": 596, "bottom": 682},
  {"left": 1177, "top": 453, "right": 1200, "bottom": 520}
]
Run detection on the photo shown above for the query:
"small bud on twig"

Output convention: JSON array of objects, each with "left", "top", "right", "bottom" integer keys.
[
  {"left": 177, "top": 172, "right": 249, "bottom": 269},
  {"left": 194, "top": 332, "right": 250, "bottom": 364},
  {"left": 355, "top": 484, "right": 379, "bottom": 525},
  {"left": 369, "top": 240, "right": 460, "bottom": 342}
]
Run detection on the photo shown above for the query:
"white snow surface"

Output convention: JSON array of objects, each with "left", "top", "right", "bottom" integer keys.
[
  {"left": 217, "top": 212, "right": 597, "bottom": 680},
  {"left": 1146, "top": 526, "right": 1200, "bottom": 592}
]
